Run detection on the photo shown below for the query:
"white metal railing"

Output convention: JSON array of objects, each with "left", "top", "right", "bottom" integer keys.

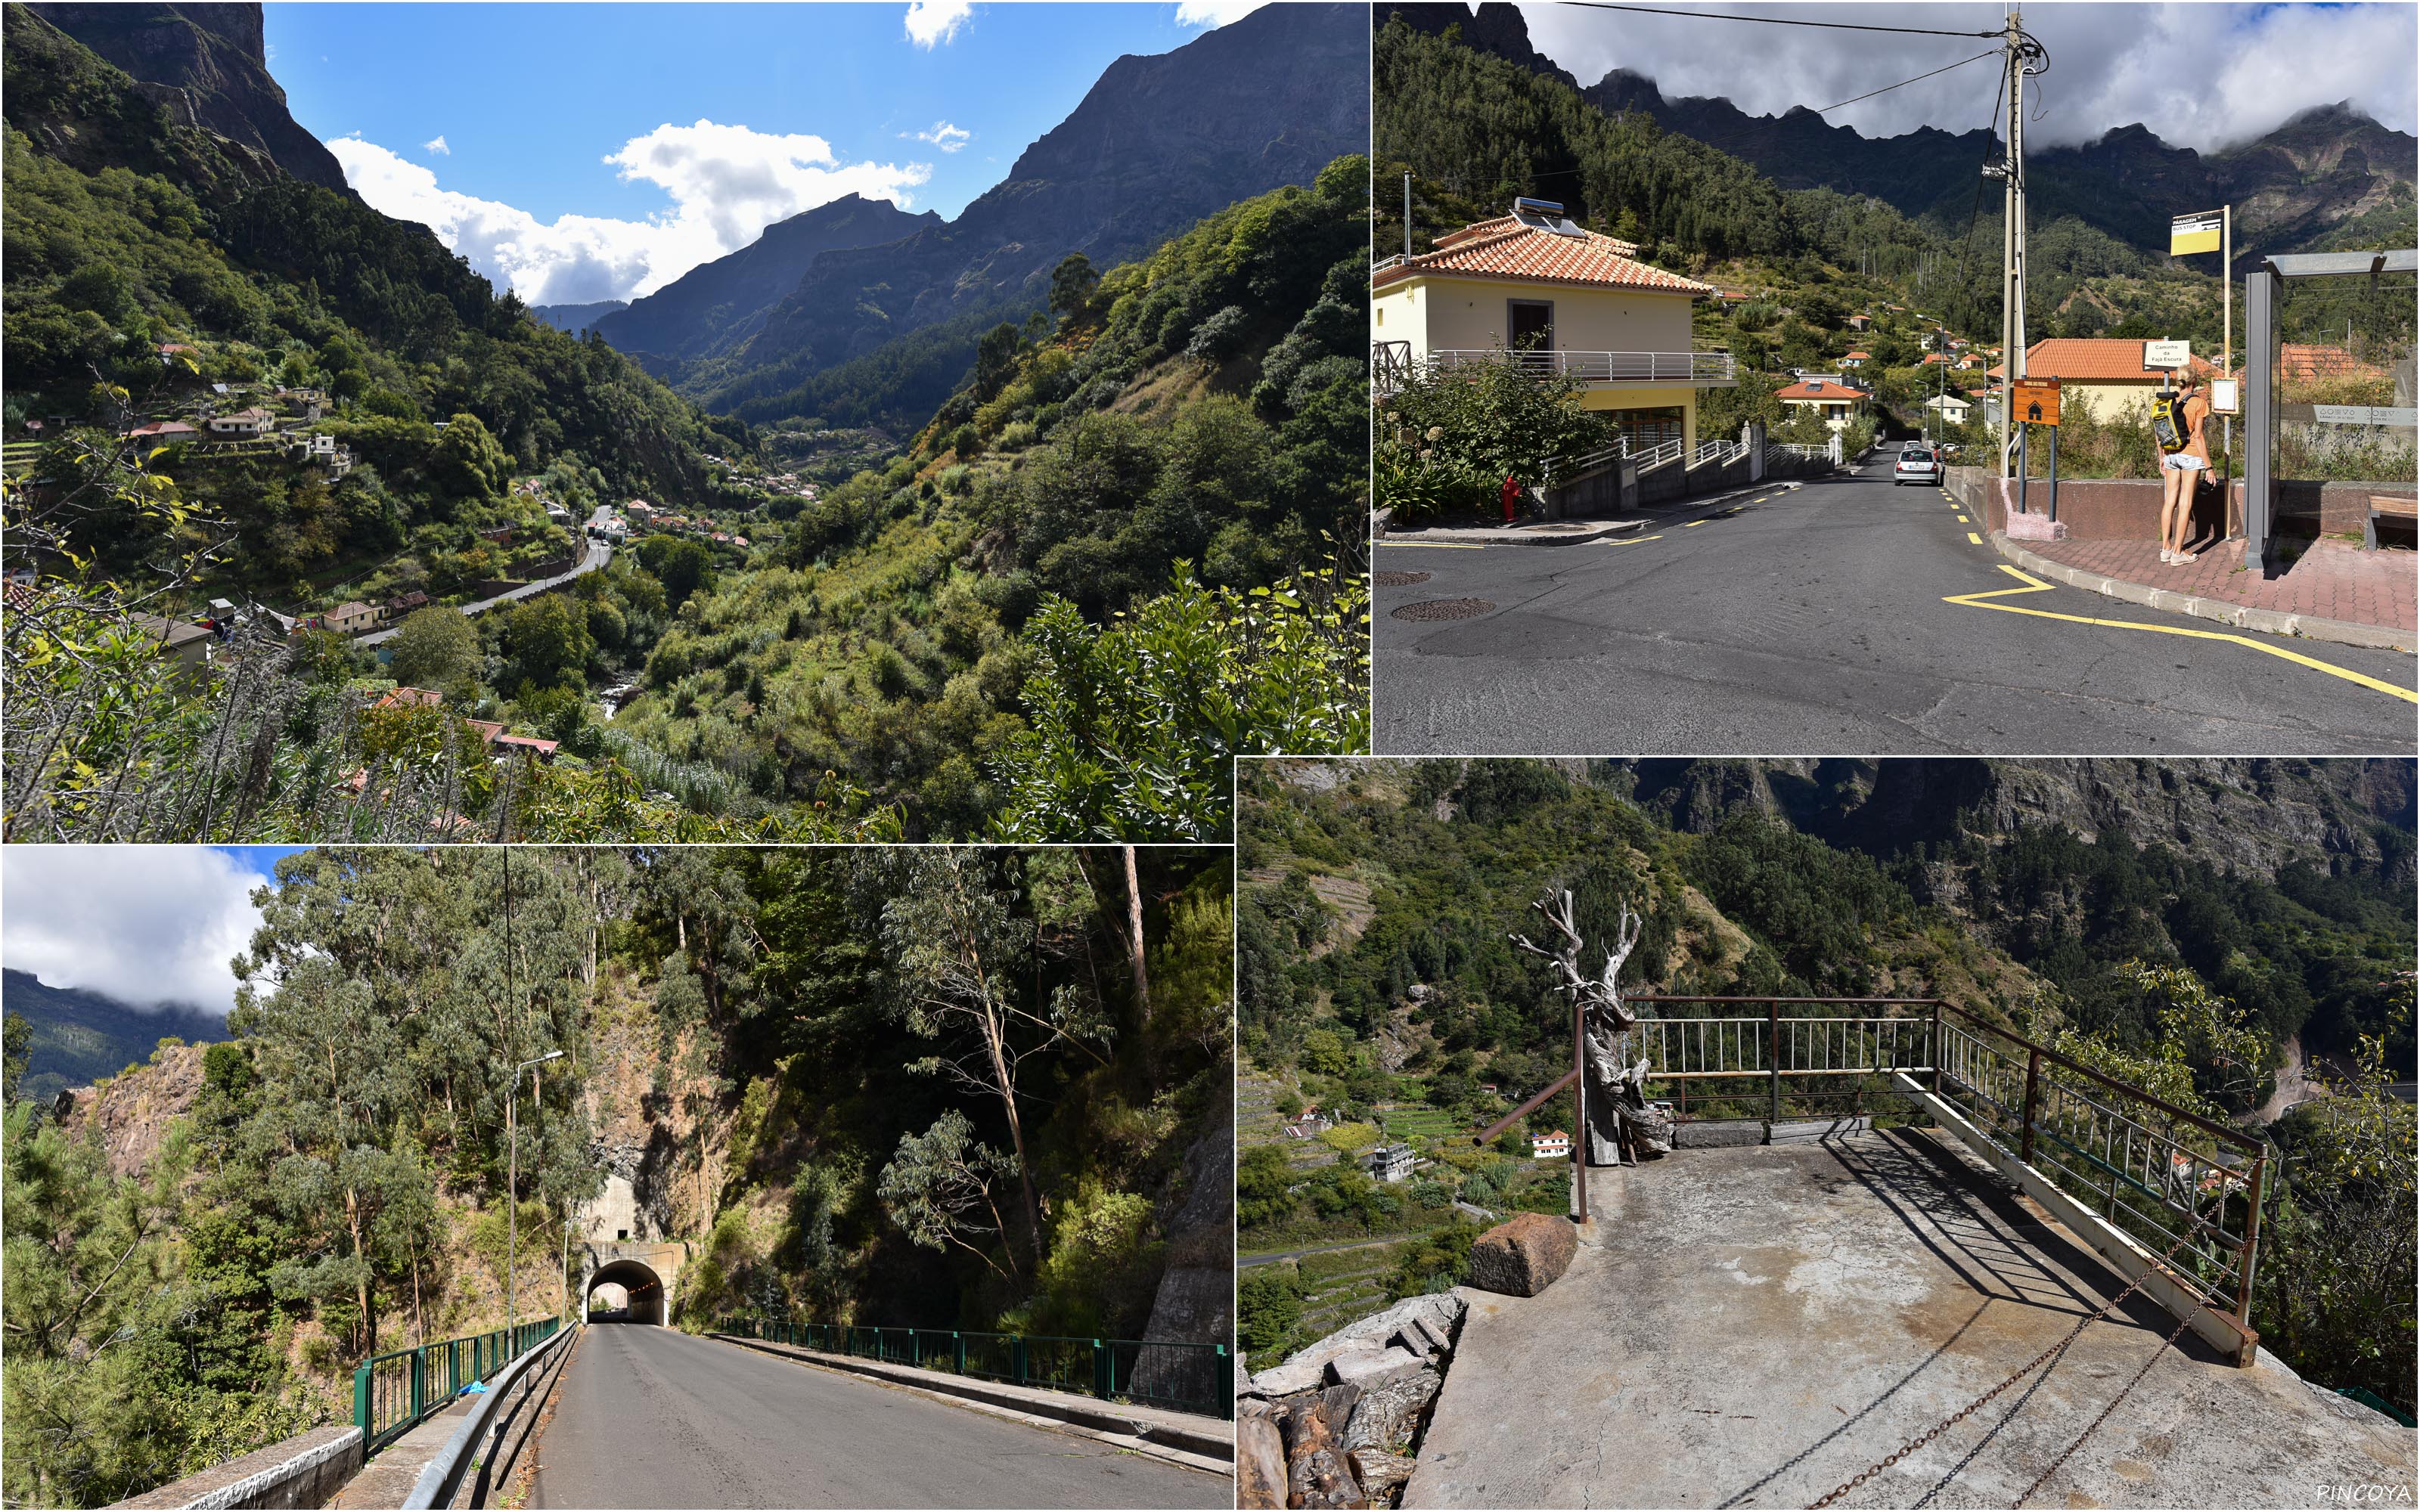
[
  {"left": 1630, "top": 438, "right": 1684, "bottom": 469},
  {"left": 1426, "top": 349, "right": 1737, "bottom": 383},
  {"left": 1689, "top": 439, "right": 1726, "bottom": 466}
]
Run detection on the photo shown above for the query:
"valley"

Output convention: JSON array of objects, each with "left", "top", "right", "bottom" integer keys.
[{"left": 1, "top": 1, "right": 1372, "bottom": 844}]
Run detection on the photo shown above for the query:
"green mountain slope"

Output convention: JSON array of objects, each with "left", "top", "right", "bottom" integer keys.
[{"left": 2, "top": 968, "right": 222, "bottom": 1106}]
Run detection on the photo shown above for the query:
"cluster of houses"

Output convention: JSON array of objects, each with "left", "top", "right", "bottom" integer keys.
[
  {"left": 118, "top": 379, "right": 354, "bottom": 478},
  {"left": 371, "top": 685, "right": 560, "bottom": 763},
  {"left": 622, "top": 498, "right": 751, "bottom": 550},
  {"left": 705, "top": 454, "right": 817, "bottom": 501}
]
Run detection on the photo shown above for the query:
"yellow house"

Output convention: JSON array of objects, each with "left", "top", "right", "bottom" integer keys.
[{"left": 1372, "top": 201, "right": 1733, "bottom": 453}]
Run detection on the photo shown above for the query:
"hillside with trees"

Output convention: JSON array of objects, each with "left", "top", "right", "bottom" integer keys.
[
  {"left": 1236, "top": 758, "right": 2415, "bottom": 1415},
  {"left": 2, "top": 4, "right": 1369, "bottom": 842},
  {"left": 1, "top": 844, "right": 1233, "bottom": 1508}
]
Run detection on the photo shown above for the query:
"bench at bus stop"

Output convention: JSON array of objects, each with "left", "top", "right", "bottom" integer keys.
[{"left": 2366, "top": 494, "right": 2416, "bottom": 550}]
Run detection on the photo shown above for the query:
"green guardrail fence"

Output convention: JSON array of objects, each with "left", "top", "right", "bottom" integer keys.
[
  {"left": 352, "top": 1315, "right": 565, "bottom": 1455},
  {"left": 720, "top": 1317, "right": 1230, "bottom": 1419}
]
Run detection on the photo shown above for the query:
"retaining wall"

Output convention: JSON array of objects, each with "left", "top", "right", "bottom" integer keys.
[{"left": 107, "top": 1425, "right": 361, "bottom": 1510}]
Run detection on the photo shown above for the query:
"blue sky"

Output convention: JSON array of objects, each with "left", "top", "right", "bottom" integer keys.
[{"left": 262, "top": 2, "right": 1263, "bottom": 305}]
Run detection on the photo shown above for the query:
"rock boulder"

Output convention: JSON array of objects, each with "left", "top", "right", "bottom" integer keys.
[{"left": 1466, "top": 1212, "right": 1576, "bottom": 1297}]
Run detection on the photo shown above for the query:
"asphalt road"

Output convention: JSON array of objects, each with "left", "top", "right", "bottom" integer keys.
[
  {"left": 1374, "top": 461, "right": 2417, "bottom": 754},
  {"left": 526, "top": 1325, "right": 1227, "bottom": 1509},
  {"left": 354, "top": 505, "right": 614, "bottom": 646}
]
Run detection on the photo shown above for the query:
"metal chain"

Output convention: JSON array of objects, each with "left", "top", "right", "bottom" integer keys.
[
  {"left": 2014, "top": 1305, "right": 2199, "bottom": 1507},
  {"left": 1810, "top": 1189, "right": 2221, "bottom": 1510}
]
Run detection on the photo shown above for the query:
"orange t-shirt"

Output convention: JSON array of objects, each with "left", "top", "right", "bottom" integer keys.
[{"left": 2178, "top": 392, "right": 2211, "bottom": 463}]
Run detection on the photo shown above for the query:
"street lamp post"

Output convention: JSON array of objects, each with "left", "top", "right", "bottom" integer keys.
[{"left": 507, "top": 1050, "right": 565, "bottom": 1349}]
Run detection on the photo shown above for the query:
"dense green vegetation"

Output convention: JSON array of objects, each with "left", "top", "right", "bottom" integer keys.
[
  {"left": 610, "top": 159, "right": 1374, "bottom": 838},
  {"left": 2, "top": 2, "right": 1370, "bottom": 841},
  {"left": 1234, "top": 758, "right": 2415, "bottom": 1410},
  {"left": 2, "top": 3, "right": 743, "bottom": 606},
  {"left": 2, "top": 844, "right": 1233, "bottom": 1507}
]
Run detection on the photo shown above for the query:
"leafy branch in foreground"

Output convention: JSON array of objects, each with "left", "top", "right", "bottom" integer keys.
[{"left": 989, "top": 560, "right": 1370, "bottom": 841}]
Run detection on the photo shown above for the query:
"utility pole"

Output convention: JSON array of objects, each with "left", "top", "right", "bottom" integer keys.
[
  {"left": 1993, "top": 9, "right": 2031, "bottom": 484},
  {"left": 506, "top": 1050, "right": 564, "bottom": 1352},
  {"left": 1404, "top": 172, "right": 1413, "bottom": 261}
]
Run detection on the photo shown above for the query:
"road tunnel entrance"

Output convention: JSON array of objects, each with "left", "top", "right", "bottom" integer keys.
[{"left": 586, "top": 1258, "right": 666, "bottom": 1325}]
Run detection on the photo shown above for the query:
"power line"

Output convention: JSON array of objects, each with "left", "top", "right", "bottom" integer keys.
[
  {"left": 1565, "top": 2, "right": 2000, "bottom": 40},
  {"left": 1692, "top": 48, "right": 2001, "bottom": 156}
]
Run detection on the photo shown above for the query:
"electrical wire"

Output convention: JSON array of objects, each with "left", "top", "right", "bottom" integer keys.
[
  {"left": 1692, "top": 48, "right": 2002, "bottom": 156},
  {"left": 1565, "top": 2, "right": 2000, "bottom": 39}
]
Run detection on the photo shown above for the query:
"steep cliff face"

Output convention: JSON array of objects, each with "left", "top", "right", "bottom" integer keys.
[
  {"left": 592, "top": 194, "right": 940, "bottom": 368},
  {"left": 1626, "top": 758, "right": 2415, "bottom": 884},
  {"left": 48, "top": 1042, "right": 209, "bottom": 1180},
  {"left": 25, "top": 2, "right": 352, "bottom": 193},
  {"left": 700, "top": 1, "right": 1368, "bottom": 418}
]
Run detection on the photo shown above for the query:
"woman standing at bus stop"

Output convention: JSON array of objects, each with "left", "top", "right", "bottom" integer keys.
[{"left": 2159, "top": 370, "right": 2213, "bottom": 564}]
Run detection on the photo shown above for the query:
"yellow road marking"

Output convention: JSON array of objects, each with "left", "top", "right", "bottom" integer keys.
[
  {"left": 1945, "top": 565, "right": 2417, "bottom": 704},
  {"left": 1957, "top": 515, "right": 1970, "bottom": 523},
  {"left": 1685, "top": 519, "right": 1707, "bottom": 528},
  {"left": 1966, "top": 532, "right": 1983, "bottom": 544},
  {"left": 1602, "top": 533, "right": 1665, "bottom": 546}
]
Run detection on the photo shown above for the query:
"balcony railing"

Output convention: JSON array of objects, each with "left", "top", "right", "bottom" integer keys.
[
  {"left": 1619, "top": 996, "right": 2270, "bottom": 1325},
  {"left": 1427, "top": 348, "right": 1737, "bottom": 383}
]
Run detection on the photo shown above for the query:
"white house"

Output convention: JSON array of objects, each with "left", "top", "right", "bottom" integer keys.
[
  {"left": 1362, "top": 1142, "right": 1418, "bottom": 1184},
  {"left": 1372, "top": 199, "right": 1736, "bottom": 454},
  {"left": 204, "top": 407, "right": 275, "bottom": 440},
  {"left": 1531, "top": 1129, "right": 1572, "bottom": 1160},
  {"left": 1924, "top": 393, "right": 1975, "bottom": 426},
  {"left": 1837, "top": 351, "right": 1870, "bottom": 370},
  {"left": 1776, "top": 376, "right": 1869, "bottom": 432}
]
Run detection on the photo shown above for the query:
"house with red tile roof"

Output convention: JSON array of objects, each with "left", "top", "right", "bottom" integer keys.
[
  {"left": 1373, "top": 200, "right": 1736, "bottom": 454},
  {"left": 1985, "top": 339, "right": 2229, "bottom": 422},
  {"left": 1776, "top": 376, "right": 1870, "bottom": 432},
  {"left": 1838, "top": 352, "right": 1870, "bottom": 369}
]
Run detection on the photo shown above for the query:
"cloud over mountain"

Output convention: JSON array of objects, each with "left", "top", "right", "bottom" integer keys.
[
  {"left": 1518, "top": 0, "right": 2417, "bottom": 151},
  {"left": 1, "top": 847, "right": 265, "bottom": 1015},
  {"left": 329, "top": 119, "right": 931, "bottom": 305}
]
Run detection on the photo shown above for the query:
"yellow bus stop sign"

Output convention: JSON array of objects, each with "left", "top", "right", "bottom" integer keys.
[{"left": 2171, "top": 211, "right": 2223, "bottom": 256}]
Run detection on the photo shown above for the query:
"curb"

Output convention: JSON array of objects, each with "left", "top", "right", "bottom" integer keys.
[
  {"left": 706, "top": 1334, "right": 1234, "bottom": 1470},
  {"left": 1989, "top": 534, "right": 2418, "bottom": 653},
  {"left": 1382, "top": 476, "right": 1813, "bottom": 548}
]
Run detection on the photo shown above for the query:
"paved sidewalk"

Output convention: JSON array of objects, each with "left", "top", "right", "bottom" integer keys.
[{"left": 1999, "top": 533, "right": 2417, "bottom": 651}]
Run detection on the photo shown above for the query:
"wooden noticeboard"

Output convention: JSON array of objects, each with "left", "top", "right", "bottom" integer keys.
[{"left": 2012, "top": 377, "right": 2062, "bottom": 426}]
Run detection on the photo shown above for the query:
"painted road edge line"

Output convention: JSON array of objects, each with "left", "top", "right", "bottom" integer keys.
[
  {"left": 1945, "top": 565, "right": 2417, "bottom": 702},
  {"left": 1982, "top": 531, "right": 2420, "bottom": 655}
]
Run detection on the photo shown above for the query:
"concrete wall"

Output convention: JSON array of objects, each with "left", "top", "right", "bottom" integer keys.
[{"left": 107, "top": 1425, "right": 361, "bottom": 1510}]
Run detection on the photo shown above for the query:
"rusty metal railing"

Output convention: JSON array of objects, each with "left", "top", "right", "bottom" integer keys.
[{"left": 1470, "top": 994, "right": 2270, "bottom": 1323}]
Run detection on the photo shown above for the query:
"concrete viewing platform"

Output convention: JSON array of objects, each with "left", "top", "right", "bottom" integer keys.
[{"left": 1405, "top": 1129, "right": 2412, "bottom": 1509}]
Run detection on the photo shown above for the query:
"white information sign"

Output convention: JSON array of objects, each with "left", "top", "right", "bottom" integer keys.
[{"left": 2141, "top": 339, "right": 2192, "bottom": 370}]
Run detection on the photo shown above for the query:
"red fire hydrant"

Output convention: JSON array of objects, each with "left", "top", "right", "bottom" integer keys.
[{"left": 1501, "top": 473, "right": 1522, "bottom": 523}]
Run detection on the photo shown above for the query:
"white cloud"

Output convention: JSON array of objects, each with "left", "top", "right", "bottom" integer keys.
[
  {"left": 2, "top": 847, "right": 265, "bottom": 1015},
  {"left": 1175, "top": 0, "right": 1264, "bottom": 26},
  {"left": 904, "top": 0, "right": 973, "bottom": 48},
  {"left": 1518, "top": 2, "right": 2417, "bottom": 150},
  {"left": 328, "top": 121, "right": 931, "bottom": 305},
  {"left": 424, "top": 134, "right": 450, "bottom": 156},
  {"left": 904, "top": 120, "right": 972, "bottom": 152}
]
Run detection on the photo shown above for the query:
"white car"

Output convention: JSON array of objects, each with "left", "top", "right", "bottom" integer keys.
[{"left": 1894, "top": 447, "right": 1944, "bottom": 486}]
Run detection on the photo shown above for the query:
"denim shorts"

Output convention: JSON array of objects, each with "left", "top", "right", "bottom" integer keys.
[{"left": 2162, "top": 452, "right": 2205, "bottom": 472}]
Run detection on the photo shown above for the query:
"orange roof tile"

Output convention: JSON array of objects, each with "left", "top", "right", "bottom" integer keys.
[
  {"left": 1987, "top": 339, "right": 2224, "bottom": 383},
  {"left": 1776, "top": 378, "right": 1868, "bottom": 401},
  {"left": 1374, "top": 215, "right": 1716, "bottom": 296},
  {"left": 2277, "top": 343, "right": 2390, "bottom": 381}
]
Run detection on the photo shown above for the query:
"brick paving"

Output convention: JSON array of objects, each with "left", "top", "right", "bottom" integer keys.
[{"left": 2023, "top": 534, "right": 2416, "bottom": 633}]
